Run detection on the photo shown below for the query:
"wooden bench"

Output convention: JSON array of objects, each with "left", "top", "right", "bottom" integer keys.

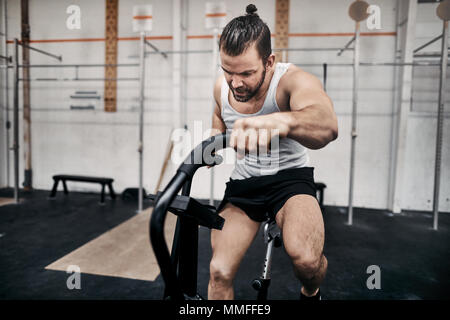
[
  {"left": 315, "top": 182, "right": 327, "bottom": 207},
  {"left": 49, "top": 175, "right": 116, "bottom": 204}
]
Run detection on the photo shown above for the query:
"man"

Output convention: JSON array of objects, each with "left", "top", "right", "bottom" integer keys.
[{"left": 208, "top": 4, "right": 338, "bottom": 300}]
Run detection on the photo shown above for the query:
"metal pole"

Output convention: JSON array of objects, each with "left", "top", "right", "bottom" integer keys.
[
  {"left": 295, "top": 62, "right": 447, "bottom": 67},
  {"left": 210, "top": 28, "right": 219, "bottom": 206},
  {"left": 20, "top": 63, "right": 139, "bottom": 68},
  {"left": 13, "top": 39, "right": 19, "bottom": 203},
  {"left": 3, "top": 0, "right": 10, "bottom": 187},
  {"left": 388, "top": 0, "right": 401, "bottom": 213},
  {"left": 413, "top": 34, "right": 442, "bottom": 54},
  {"left": 17, "top": 42, "right": 62, "bottom": 61},
  {"left": 432, "top": 21, "right": 448, "bottom": 231},
  {"left": 181, "top": 0, "right": 189, "bottom": 129},
  {"left": 21, "top": 0, "right": 32, "bottom": 191},
  {"left": 337, "top": 36, "right": 356, "bottom": 56},
  {"left": 145, "top": 49, "right": 212, "bottom": 56},
  {"left": 414, "top": 52, "right": 450, "bottom": 58},
  {"left": 138, "top": 31, "right": 145, "bottom": 213},
  {"left": 273, "top": 47, "right": 354, "bottom": 52},
  {"left": 360, "top": 61, "right": 446, "bottom": 66},
  {"left": 144, "top": 39, "right": 168, "bottom": 59},
  {"left": 348, "top": 22, "right": 360, "bottom": 226},
  {"left": 24, "top": 77, "right": 139, "bottom": 82},
  {"left": 138, "top": 47, "right": 356, "bottom": 58}
]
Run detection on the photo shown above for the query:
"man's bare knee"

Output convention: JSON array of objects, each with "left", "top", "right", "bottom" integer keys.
[
  {"left": 209, "top": 259, "right": 235, "bottom": 287},
  {"left": 291, "top": 252, "right": 324, "bottom": 280}
]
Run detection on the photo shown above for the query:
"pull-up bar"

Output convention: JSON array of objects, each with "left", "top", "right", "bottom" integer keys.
[
  {"left": 133, "top": 47, "right": 356, "bottom": 58},
  {"left": 295, "top": 61, "right": 449, "bottom": 67},
  {"left": 11, "top": 38, "right": 63, "bottom": 203},
  {"left": 18, "top": 63, "right": 139, "bottom": 68}
]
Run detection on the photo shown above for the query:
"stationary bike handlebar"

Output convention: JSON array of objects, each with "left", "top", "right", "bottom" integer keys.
[{"left": 149, "top": 132, "right": 230, "bottom": 300}]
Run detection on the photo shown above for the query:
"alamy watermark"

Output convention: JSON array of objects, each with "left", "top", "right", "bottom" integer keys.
[
  {"left": 366, "top": 265, "right": 381, "bottom": 290},
  {"left": 366, "top": 5, "right": 381, "bottom": 30},
  {"left": 66, "top": 265, "right": 81, "bottom": 290},
  {"left": 66, "top": 5, "right": 81, "bottom": 30}
]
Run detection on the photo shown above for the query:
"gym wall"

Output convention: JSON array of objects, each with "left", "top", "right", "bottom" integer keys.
[
  {"left": 1, "top": 0, "right": 449, "bottom": 212},
  {"left": 403, "top": 2, "right": 450, "bottom": 211}
]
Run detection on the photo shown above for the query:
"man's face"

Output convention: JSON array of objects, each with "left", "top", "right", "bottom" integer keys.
[{"left": 220, "top": 43, "right": 267, "bottom": 102}]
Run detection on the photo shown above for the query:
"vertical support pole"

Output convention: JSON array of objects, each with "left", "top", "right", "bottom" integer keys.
[
  {"left": 172, "top": 0, "right": 182, "bottom": 130},
  {"left": 178, "top": 179, "right": 198, "bottom": 297},
  {"left": 210, "top": 28, "right": 219, "bottom": 206},
  {"left": 104, "top": 0, "right": 118, "bottom": 112},
  {"left": 275, "top": 0, "right": 289, "bottom": 63},
  {"left": 3, "top": 0, "right": 10, "bottom": 187},
  {"left": 138, "top": 31, "right": 146, "bottom": 213},
  {"left": 13, "top": 39, "right": 19, "bottom": 203},
  {"left": 432, "top": 20, "right": 448, "bottom": 231},
  {"left": 387, "top": 0, "right": 401, "bottom": 211},
  {"left": 181, "top": 0, "right": 189, "bottom": 130},
  {"left": 348, "top": 22, "right": 360, "bottom": 226},
  {"left": 21, "top": 0, "right": 32, "bottom": 190},
  {"left": 132, "top": 4, "right": 152, "bottom": 213}
]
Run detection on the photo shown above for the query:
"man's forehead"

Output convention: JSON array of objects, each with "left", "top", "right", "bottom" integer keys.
[{"left": 220, "top": 48, "right": 261, "bottom": 72}]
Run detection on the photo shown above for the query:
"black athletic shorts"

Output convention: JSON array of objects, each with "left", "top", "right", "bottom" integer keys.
[{"left": 217, "top": 167, "right": 318, "bottom": 222}]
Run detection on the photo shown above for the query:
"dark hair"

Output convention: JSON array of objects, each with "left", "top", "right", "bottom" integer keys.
[{"left": 219, "top": 4, "right": 271, "bottom": 62}]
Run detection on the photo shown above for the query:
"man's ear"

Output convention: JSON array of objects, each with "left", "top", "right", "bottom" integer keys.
[{"left": 265, "top": 53, "right": 276, "bottom": 68}]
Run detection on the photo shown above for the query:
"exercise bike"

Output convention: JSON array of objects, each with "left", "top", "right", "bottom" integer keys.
[{"left": 149, "top": 133, "right": 281, "bottom": 300}]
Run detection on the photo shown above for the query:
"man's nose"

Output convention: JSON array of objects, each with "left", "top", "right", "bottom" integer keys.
[{"left": 231, "top": 77, "right": 243, "bottom": 89}]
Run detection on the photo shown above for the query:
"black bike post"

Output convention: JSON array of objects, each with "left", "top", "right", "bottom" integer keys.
[
  {"left": 257, "top": 279, "right": 271, "bottom": 301},
  {"left": 177, "top": 179, "right": 199, "bottom": 298},
  {"left": 151, "top": 133, "right": 230, "bottom": 300},
  {"left": 164, "top": 219, "right": 181, "bottom": 299}
]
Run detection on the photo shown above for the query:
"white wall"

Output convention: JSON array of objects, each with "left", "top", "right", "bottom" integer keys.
[
  {"left": 1, "top": 0, "right": 449, "bottom": 213},
  {"left": 401, "top": 2, "right": 450, "bottom": 211},
  {"left": 289, "top": 0, "right": 398, "bottom": 209},
  {"left": 4, "top": 0, "right": 174, "bottom": 196}
]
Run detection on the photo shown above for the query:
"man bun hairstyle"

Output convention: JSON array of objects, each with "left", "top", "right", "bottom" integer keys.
[
  {"left": 219, "top": 4, "right": 272, "bottom": 62},
  {"left": 246, "top": 4, "right": 257, "bottom": 15}
]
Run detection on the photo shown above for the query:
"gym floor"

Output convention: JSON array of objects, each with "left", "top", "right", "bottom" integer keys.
[{"left": 1, "top": 188, "right": 448, "bottom": 300}]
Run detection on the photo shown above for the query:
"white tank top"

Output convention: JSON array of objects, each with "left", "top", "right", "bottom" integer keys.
[{"left": 220, "top": 62, "right": 310, "bottom": 180}]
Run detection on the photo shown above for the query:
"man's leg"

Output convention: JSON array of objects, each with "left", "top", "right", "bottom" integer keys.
[
  {"left": 275, "top": 194, "right": 327, "bottom": 297},
  {"left": 208, "top": 202, "right": 261, "bottom": 300}
]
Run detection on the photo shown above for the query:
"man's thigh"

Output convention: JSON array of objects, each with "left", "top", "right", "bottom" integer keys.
[
  {"left": 210, "top": 202, "right": 261, "bottom": 275},
  {"left": 275, "top": 194, "right": 325, "bottom": 259}
]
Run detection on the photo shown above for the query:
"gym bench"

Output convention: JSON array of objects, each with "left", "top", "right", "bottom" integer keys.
[
  {"left": 315, "top": 182, "right": 327, "bottom": 207},
  {"left": 49, "top": 174, "right": 116, "bottom": 204}
]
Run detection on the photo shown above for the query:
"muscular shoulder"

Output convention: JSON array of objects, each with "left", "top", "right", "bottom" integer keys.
[
  {"left": 276, "top": 64, "right": 327, "bottom": 112},
  {"left": 279, "top": 64, "right": 324, "bottom": 93}
]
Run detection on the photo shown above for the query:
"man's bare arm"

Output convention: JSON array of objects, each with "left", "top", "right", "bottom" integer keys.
[
  {"left": 211, "top": 76, "right": 226, "bottom": 136},
  {"left": 231, "top": 69, "right": 337, "bottom": 151},
  {"left": 282, "top": 70, "right": 338, "bottom": 149}
]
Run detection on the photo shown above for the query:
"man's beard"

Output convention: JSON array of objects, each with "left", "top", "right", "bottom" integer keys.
[{"left": 230, "top": 66, "right": 266, "bottom": 103}]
